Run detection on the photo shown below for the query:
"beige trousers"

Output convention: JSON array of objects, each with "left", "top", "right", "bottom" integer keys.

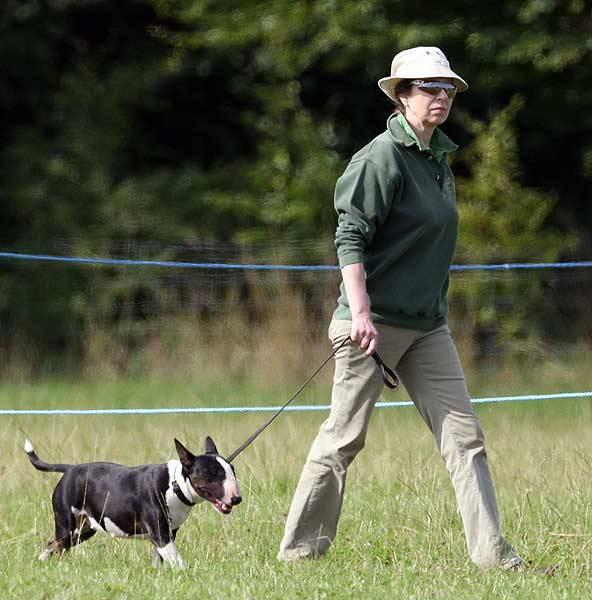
[{"left": 278, "top": 319, "right": 520, "bottom": 569}]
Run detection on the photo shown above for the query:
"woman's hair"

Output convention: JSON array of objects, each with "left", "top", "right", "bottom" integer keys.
[{"left": 391, "top": 80, "right": 412, "bottom": 114}]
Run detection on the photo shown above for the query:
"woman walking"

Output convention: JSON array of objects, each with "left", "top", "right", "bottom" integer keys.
[{"left": 278, "top": 46, "right": 522, "bottom": 570}]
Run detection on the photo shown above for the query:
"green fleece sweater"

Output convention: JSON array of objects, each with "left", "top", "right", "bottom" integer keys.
[{"left": 333, "top": 114, "right": 459, "bottom": 331}]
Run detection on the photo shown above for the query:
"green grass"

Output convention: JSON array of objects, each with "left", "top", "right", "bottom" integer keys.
[{"left": 1, "top": 375, "right": 592, "bottom": 599}]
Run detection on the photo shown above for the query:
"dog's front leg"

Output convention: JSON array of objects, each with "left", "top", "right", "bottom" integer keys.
[
  {"left": 155, "top": 541, "right": 185, "bottom": 568},
  {"left": 152, "top": 547, "right": 164, "bottom": 568},
  {"left": 151, "top": 526, "right": 181, "bottom": 568}
]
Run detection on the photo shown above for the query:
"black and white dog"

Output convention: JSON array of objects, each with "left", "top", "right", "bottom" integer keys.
[{"left": 25, "top": 436, "right": 241, "bottom": 568}]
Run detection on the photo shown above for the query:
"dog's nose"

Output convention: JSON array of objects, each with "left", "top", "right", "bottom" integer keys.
[{"left": 231, "top": 496, "right": 242, "bottom": 506}]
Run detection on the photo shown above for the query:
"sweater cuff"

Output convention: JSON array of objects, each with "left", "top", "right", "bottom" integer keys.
[{"left": 337, "top": 250, "right": 365, "bottom": 269}]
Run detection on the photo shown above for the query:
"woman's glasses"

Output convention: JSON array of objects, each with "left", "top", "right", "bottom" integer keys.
[{"left": 409, "top": 80, "right": 457, "bottom": 99}]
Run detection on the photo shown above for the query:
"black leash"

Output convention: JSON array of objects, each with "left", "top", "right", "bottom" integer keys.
[{"left": 226, "top": 337, "right": 398, "bottom": 463}]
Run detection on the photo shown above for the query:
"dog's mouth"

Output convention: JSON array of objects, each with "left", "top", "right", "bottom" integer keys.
[
  {"left": 212, "top": 498, "right": 233, "bottom": 514},
  {"left": 197, "top": 487, "right": 233, "bottom": 514}
]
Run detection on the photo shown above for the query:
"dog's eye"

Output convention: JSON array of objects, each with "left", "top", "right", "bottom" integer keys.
[{"left": 194, "top": 467, "right": 224, "bottom": 482}]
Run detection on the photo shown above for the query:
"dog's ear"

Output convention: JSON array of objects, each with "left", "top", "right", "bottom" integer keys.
[
  {"left": 204, "top": 436, "right": 218, "bottom": 455},
  {"left": 174, "top": 439, "right": 196, "bottom": 466}
]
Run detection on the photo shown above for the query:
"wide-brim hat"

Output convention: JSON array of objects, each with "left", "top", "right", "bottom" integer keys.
[{"left": 378, "top": 46, "right": 468, "bottom": 102}]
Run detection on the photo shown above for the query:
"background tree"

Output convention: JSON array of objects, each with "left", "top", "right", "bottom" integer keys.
[{"left": 1, "top": 0, "right": 590, "bottom": 373}]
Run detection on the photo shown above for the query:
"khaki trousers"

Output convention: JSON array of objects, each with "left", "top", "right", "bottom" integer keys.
[{"left": 278, "top": 319, "right": 520, "bottom": 569}]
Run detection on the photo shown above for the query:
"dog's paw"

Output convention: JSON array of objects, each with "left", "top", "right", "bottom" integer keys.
[{"left": 38, "top": 549, "right": 51, "bottom": 561}]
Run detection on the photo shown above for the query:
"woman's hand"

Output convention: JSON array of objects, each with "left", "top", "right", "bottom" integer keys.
[{"left": 350, "top": 312, "right": 379, "bottom": 356}]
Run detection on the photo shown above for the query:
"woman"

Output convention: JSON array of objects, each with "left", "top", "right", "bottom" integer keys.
[{"left": 277, "top": 47, "right": 522, "bottom": 569}]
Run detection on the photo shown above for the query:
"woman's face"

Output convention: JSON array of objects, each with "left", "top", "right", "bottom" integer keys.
[{"left": 399, "top": 78, "right": 456, "bottom": 128}]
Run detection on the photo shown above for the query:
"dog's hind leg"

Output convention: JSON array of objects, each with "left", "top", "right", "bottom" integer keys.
[
  {"left": 38, "top": 537, "right": 65, "bottom": 561},
  {"left": 40, "top": 506, "right": 96, "bottom": 560},
  {"left": 39, "top": 510, "right": 75, "bottom": 560}
]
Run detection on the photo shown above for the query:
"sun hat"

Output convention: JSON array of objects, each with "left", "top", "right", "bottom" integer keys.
[{"left": 378, "top": 47, "right": 468, "bottom": 102}]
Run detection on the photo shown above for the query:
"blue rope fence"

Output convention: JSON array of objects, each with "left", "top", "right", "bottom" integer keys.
[
  {"left": 2, "top": 392, "right": 592, "bottom": 415},
  {"left": 2, "top": 251, "right": 592, "bottom": 272},
  {"left": 2, "top": 251, "right": 592, "bottom": 416}
]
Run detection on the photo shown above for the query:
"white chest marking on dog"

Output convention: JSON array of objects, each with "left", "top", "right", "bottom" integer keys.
[{"left": 166, "top": 461, "right": 198, "bottom": 530}]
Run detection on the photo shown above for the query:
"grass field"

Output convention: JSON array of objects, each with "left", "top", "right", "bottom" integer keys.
[{"left": 1, "top": 367, "right": 592, "bottom": 599}]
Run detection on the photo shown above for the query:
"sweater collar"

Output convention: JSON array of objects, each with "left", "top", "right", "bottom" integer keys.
[{"left": 387, "top": 113, "right": 458, "bottom": 162}]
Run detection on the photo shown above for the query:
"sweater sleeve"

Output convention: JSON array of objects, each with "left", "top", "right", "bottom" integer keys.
[{"left": 334, "top": 158, "right": 397, "bottom": 268}]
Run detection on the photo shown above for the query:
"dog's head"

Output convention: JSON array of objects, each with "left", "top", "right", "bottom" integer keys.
[{"left": 174, "top": 437, "right": 241, "bottom": 514}]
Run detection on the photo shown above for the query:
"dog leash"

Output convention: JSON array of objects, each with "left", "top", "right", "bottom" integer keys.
[{"left": 226, "top": 337, "right": 398, "bottom": 463}]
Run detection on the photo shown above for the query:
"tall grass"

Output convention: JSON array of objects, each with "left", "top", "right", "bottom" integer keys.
[{"left": 2, "top": 358, "right": 592, "bottom": 598}]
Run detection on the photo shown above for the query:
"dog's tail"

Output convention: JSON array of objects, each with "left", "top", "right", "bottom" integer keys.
[{"left": 24, "top": 439, "right": 72, "bottom": 473}]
